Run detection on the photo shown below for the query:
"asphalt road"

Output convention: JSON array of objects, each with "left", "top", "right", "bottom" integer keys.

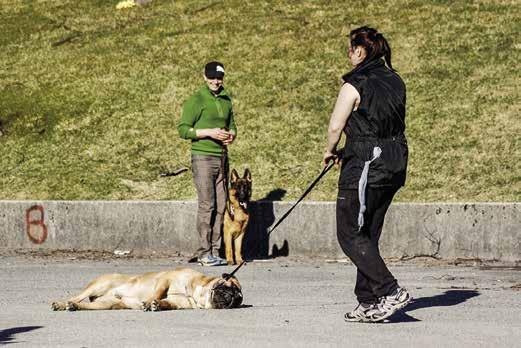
[{"left": 1, "top": 254, "right": 520, "bottom": 347}]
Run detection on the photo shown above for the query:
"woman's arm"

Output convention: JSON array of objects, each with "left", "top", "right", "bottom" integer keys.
[{"left": 323, "top": 83, "right": 360, "bottom": 166}]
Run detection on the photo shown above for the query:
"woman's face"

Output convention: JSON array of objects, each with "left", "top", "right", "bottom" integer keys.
[{"left": 348, "top": 44, "right": 366, "bottom": 67}]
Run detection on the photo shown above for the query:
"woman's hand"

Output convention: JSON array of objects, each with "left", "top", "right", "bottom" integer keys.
[{"left": 323, "top": 149, "right": 340, "bottom": 167}]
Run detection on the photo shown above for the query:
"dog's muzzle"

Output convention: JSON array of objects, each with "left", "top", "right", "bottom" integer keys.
[{"left": 211, "top": 281, "right": 243, "bottom": 309}]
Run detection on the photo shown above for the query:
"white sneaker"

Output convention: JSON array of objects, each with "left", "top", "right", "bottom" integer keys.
[
  {"left": 368, "top": 287, "right": 412, "bottom": 322},
  {"left": 199, "top": 255, "right": 227, "bottom": 267},
  {"left": 344, "top": 303, "right": 376, "bottom": 322}
]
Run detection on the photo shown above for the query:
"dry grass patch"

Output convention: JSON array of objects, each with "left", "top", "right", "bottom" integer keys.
[{"left": 1, "top": 0, "right": 519, "bottom": 201}]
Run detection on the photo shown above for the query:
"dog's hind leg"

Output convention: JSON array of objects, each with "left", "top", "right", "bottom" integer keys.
[
  {"left": 66, "top": 296, "right": 130, "bottom": 311},
  {"left": 52, "top": 274, "right": 130, "bottom": 311},
  {"left": 51, "top": 301, "right": 67, "bottom": 311},
  {"left": 70, "top": 274, "right": 130, "bottom": 302},
  {"left": 52, "top": 283, "right": 99, "bottom": 311}
]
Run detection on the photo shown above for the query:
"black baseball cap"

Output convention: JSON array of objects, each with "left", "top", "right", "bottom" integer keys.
[{"left": 204, "top": 61, "right": 225, "bottom": 79}]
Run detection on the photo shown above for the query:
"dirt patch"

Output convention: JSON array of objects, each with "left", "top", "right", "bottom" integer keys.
[
  {"left": 0, "top": 248, "right": 519, "bottom": 268},
  {"left": 0, "top": 248, "right": 187, "bottom": 262}
]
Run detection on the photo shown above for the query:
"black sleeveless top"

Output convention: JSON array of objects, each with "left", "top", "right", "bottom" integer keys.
[{"left": 339, "top": 59, "right": 408, "bottom": 189}]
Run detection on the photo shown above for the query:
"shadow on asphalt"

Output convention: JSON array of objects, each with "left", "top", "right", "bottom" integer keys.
[
  {"left": 244, "top": 188, "right": 289, "bottom": 260},
  {"left": 386, "top": 289, "right": 481, "bottom": 323},
  {"left": 0, "top": 326, "right": 44, "bottom": 344}
]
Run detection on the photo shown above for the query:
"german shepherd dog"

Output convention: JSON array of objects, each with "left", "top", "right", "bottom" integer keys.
[{"left": 223, "top": 169, "right": 252, "bottom": 265}]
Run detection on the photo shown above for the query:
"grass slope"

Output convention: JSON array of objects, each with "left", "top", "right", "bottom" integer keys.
[{"left": 1, "top": 0, "right": 520, "bottom": 201}]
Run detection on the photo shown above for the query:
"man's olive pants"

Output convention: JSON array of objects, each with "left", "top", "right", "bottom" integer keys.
[{"left": 191, "top": 154, "right": 227, "bottom": 259}]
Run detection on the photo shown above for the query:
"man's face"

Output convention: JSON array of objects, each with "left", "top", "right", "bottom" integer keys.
[{"left": 204, "top": 75, "right": 224, "bottom": 92}]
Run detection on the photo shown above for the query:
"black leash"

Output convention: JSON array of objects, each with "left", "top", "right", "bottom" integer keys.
[
  {"left": 224, "top": 157, "right": 338, "bottom": 280},
  {"left": 222, "top": 144, "right": 233, "bottom": 220},
  {"left": 222, "top": 259, "right": 246, "bottom": 280},
  {"left": 267, "top": 160, "right": 336, "bottom": 237}
]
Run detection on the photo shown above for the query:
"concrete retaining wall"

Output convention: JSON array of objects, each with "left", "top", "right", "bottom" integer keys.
[{"left": 0, "top": 201, "right": 519, "bottom": 262}]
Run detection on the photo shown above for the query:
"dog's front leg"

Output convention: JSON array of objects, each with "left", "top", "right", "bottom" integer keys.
[
  {"left": 234, "top": 232, "right": 245, "bottom": 264},
  {"left": 235, "top": 217, "right": 249, "bottom": 264},
  {"left": 147, "top": 298, "right": 182, "bottom": 311},
  {"left": 155, "top": 295, "right": 197, "bottom": 311},
  {"left": 224, "top": 228, "right": 235, "bottom": 265},
  {"left": 141, "top": 280, "right": 169, "bottom": 311}
]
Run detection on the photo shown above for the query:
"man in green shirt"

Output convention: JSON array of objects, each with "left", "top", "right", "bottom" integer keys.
[{"left": 178, "top": 61, "right": 237, "bottom": 266}]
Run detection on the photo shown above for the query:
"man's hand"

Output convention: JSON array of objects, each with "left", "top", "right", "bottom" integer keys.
[
  {"left": 222, "top": 130, "right": 236, "bottom": 145},
  {"left": 197, "top": 128, "right": 230, "bottom": 141}
]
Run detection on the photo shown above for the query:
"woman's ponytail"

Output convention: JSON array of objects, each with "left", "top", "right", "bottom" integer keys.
[
  {"left": 378, "top": 33, "right": 393, "bottom": 70},
  {"left": 349, "top": 26, "right": 394, "bottom": 70}
]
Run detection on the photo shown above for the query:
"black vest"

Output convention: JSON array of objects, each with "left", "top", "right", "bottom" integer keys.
[{"left": 339, "top": 59, "right": 408, "bottom": 189}]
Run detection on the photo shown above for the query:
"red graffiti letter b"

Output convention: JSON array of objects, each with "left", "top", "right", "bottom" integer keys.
[{"left": 26, "top": 205, "right": 48, "bottom": 244}]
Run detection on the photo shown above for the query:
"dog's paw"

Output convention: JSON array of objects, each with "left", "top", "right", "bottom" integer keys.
[
  {"left": 65, "top": 301, "right": 78, "bottom": 311},
  {"left": 142, "top": 301, "right": 152, "bottom": 312},
  {"left": 51, "top": 302, "right": 65, "bottom": 311},
  {"left": 150, "top": 300, "right": 161, "bottom": 312}
]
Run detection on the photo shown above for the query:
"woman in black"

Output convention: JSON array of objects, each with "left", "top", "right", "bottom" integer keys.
[{"left": 323, "top": 26, "right": 411, "bottom": 323}]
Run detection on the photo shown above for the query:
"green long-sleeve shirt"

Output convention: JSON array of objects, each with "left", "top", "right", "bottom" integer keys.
[{"left": 178, "top": 85, "right": 237, "bottom": 156}]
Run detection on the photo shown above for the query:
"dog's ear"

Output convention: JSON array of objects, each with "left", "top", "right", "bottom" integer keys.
[
  {"left": 230, "top": 169, "right": 239, "bottom": 183},
  {"left": 243, "top": 168, "right": 252, "bottom": 182}
]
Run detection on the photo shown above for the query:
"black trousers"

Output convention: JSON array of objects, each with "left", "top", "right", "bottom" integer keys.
[{"left": 336, "top": 186, "right": 399, "bottom": 304}]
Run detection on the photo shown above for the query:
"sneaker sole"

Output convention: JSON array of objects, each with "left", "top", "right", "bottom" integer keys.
[
  {"left": 344, "top": 309, "right": 376, "bottom": 323},
  {"left": 198, "top": 261, "right": 218, "bottom": 266},
  {"left": 345, "top": 316, "right": 373, "bottom": 323},
  {"left": 199, "top": 261, "right": 227, "bottom": 266}
]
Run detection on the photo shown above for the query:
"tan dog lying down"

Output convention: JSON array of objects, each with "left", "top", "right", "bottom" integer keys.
[{"left": 51, "top": 268, "right": 242, "bottom": 311}]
